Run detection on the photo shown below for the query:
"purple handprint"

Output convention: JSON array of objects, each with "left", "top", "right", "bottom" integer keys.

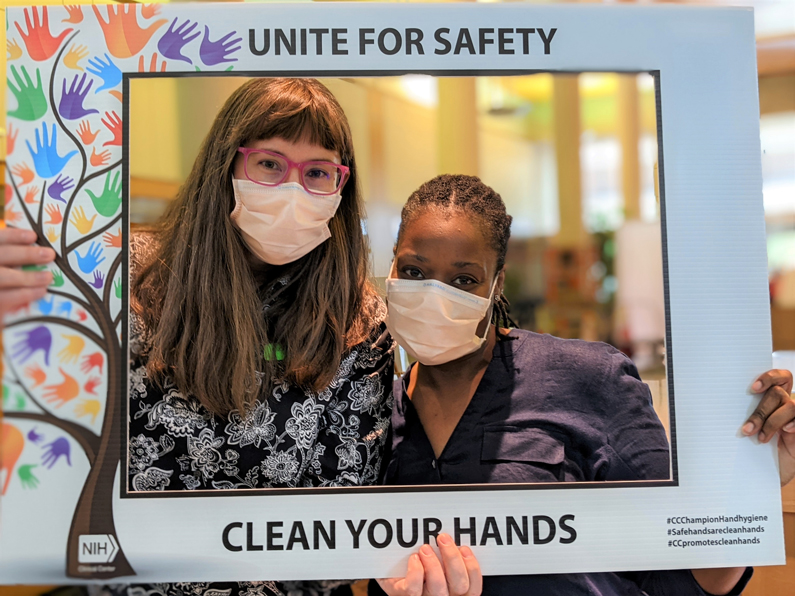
[
  {"left": 26, "top": 123, "right": 78, "bottom": 179},
  {"left": 75, "top": 241, "right": 105, "bottom": 274},
  {"left": 11, "top": 326, "right": 52, "bottom": 365},
  {"left": 89, "top": 270, "right": 105, "bottom": 289},
  {"left": 199, "top": 26, "right": 242, "bottom": 66},
  {"left": 47, "top": 174, "right": 75, "bottom": 203},
  {"left": 158, "top": 18, "right": 199, "bottom": 64},
  {"left": 41, "top": 437, "right": 71, "bottom": 469},
  {"left": 59, "top": 73, "right": 99, "bottom": 120},
  {"left": 27, "top": 427, "right": 45, "bottom": 444}
]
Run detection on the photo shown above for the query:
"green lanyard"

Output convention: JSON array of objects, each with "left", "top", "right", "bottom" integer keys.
[{"left": 264, "top": 344, "right": 285, "bottom": 361}]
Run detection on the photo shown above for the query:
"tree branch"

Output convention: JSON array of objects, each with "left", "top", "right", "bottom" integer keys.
[
  {"left": 104, "top": 253, "right": 122, "bottom": 308},
  {"left": 47, "top": 289, "right": 91, "bottom": 313},
  {"left": 4, "top": 316, "right": 104, "bottom": 348},
  {"left": 3, "top": 359, "right": 99, "bottom": 465},
  {"left": 67, "top": 212, "right": 122, "bottom": 255}
]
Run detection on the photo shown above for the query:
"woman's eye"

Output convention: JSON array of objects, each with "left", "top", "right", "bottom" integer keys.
[
  {"left": 401, "top": 267, "right": 424, "bottom": 279},
  {"left": 259, "top": 159, "right": 282, "bottom": 171},
  {"left": 305, "top": 167, "right": 331, "bottom": 180},
  {"left": 453, "top": 276, "right": 477, "bottom": 287}
]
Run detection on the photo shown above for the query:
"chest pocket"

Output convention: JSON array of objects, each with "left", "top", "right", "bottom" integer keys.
[{"left": 481, "top": 426, "right": 565, "bottom": 484}]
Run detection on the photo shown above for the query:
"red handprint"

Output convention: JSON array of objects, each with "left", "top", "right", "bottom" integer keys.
[
  {"left": 103, "top": 228, "right": 122, "bottom": 248},
  {"left": 7, "top": 123, "right": 19, "bottom": 156},
  {"left": 138, "top": 53, "right": 167, "bottom": 73},
  {"left": 11, "top": 163, "right": 35, "bottom": 186},
  {"left": 25, "top": 364, "right": 47, "bottom": 388},
  {"left": 77, "top": 120, "right": 99, "bottom": 145},
  {"left": 45, "top": 203, "right": 63, "bottom": 225},
  {"left": 83, "top": 377, "right": 101, "bottom": 395},
  {"left": 77, "top": 310, "right": 87, "bottom": 322},
  {"left": 63, "top": 5, "right": 83, "bottom": 25},
  {"left": 101, "top": 111, "right": 123, "bottom": 147},
  {"left": 43, "top": 368, "right": 80, "bottom": 407},
  {"left": 15, "top": 7, "right": 73, "bottom": 62},
  {"left": 80, "top": 352, "right": 104, "bottom": 374},
  {"left": 24, "top": 186, "right": 40, "bottom": 205},
  {"left": 92, "top": 5, "right": 167, "bottom": 59}
]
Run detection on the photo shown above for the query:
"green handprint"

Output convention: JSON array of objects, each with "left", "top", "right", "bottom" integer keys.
[
  {"left": 114, "top": 277, "right": 122, "bottom": 299},
  {"left": 2, "top": 384, "right": 9, "bottom": 407},
  {"left": 22, "top": 264, "right": 47, "bottom": 272},
  {"left": 18, "top": 464, "right": 39, "bottom": 489},
  {"left": 86, "top": 171, "right": 122, "bottom": 217},
  {"left": 51, "top": 269, "right": 64, "bottom": 288},
  {"left": 14, "top": 393, "right": 26, "bottom": 410},
  {"left": 7, "top": 64, "right": 47, "bottom": 121}
]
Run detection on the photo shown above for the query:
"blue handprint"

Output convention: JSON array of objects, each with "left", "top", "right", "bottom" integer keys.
[
  {"left": 26, "top": 123, "right": 78, "bottom": 179},
  {"left": 75, "top": 241, "right": 105, "bottom": 274},
  {"left": 59, "top": 73, "right": 99, "bottom": 121},
  {"left": 11, "top": 326, "right": 52, "bottom": 365},
  {"left": 41, "top": 437, "right": 71, "bottom": 469},
  {"left": 36, "top": 295, "right": 55, "bottom": 315},
  {"left": 86, "top": 54, "right": 121, "bottom": 93},
  {"left": 158, "top": 18, "right": 200, "bottom": 64},
  {"left": 199, "top": 27, "right": 242, "bottom": 66},
  {"left": 57, "top": 301, "right": 73, "bottom": 317},
  {"left": 47, "top": 174, "right": 75, "bottom": 203}
]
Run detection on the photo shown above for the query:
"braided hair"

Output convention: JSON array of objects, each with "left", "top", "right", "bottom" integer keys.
[{"left": 397, "top": 174, "right": 518, "bottom": 332}]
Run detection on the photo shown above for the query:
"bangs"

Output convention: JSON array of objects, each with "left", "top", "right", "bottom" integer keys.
[{"left": 241, "top": 80, "right": 351, "bottom": 163}]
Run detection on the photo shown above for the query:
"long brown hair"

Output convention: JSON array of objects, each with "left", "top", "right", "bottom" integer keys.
[{"left": 132, "top": 78, "right": 380, "bottom": 416}]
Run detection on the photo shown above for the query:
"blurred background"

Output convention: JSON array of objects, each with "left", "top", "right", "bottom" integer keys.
[{"left": 2, "top": 0, "right": 794, "bottom": 595}]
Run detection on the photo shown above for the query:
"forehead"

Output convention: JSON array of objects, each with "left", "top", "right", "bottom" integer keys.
[
  {"left": 246, "top": 136, "right": 340, "bottom": 162},
  {"left": 398, "top": 206, "right": 495, "bottom": 260}
]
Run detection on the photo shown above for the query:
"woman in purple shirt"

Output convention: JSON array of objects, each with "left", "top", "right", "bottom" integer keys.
[{"left": 373, "top": 174, "right": 795, "bottom": 596}]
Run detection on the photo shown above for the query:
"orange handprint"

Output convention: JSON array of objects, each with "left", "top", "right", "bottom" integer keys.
[
  {"left": 138, "top": 53, "right": 167, "bottom": 73},
  {"left": 75, "top": 399, "right": 101, "bottom": 423},
  {"left": 109, "top": 90, "right": 124, "bottom": 103},
  {"left": 77, "top": 120, "right": 99, "bottom": 145},
  {"left": 46, "top": 227, "right": 60, "bottom": 243},
  {"left": 69, "top": 206, "right": 97, "bottom": 234},
  {"left": 103, "top": 228, "right": 122, "bottom": 248},
  {"left": 64, "top": 44, "right": 89, "bottom": 71},
  {"left": 90, "top": 147, "right": 111, "bottom": 167},
  {"left": 24, "top": 186, "right": 40, "bottom": 205},
  {"left": 11, "top": 163, "right": 35, "bottom": 186},
  {"left": 63, "top": 6, "right": 84, "bottom": 25},
  {"left": 83, "top": 378, "right": 101, "bottom": 396},
  {"left": 101, "top": 111, "right": 123, "bottom": 147},
  {"left": 43, "top": 368, "right": 79, "bottom": 407},
  {"left": 7, "top": 38, "right": 23, "bottom": 61},
  {"left": 141, "top": 4, "right": 162, "bottom": 20},
  {"left": 25, "top": 364, "right": 47, "bottom": 388},
  {"left": 15, "top": 7, "right": 73, "bottom": 62},
  {"left": 45, "top": 204, "right": 63, "bottom": 225},
  {"left": 57, "top": 334, "right": 85, "bottom": 364},
  {"left": 5, "top": 204, "right": 22, "bottom": 225},
  {"left": 7, "top": 123, "right": 19, "bottom": 156},
  {"left": 92, "top": 5, "right": 167, "bottom": 59}
]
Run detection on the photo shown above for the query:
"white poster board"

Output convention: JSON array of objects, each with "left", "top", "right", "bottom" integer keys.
[{"left": 2, "top": 1, "right": 782, "bottom": 583}]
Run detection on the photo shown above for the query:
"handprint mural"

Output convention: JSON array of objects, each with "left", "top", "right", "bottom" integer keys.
[{"left": 4, "top": 3, "right": 244, "bottom": 581}]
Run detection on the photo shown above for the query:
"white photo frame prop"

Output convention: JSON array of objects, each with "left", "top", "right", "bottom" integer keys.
[{"left": 2, "top": 1, "right": 783, "bottom": 583}]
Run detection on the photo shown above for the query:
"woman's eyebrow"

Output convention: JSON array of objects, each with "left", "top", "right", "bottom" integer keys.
[
  {"left": 452, "top": 261, "right": 481, "bottom": 269},
  {"left": 402, "top": 253, "right": 428, "bottom": 263}
]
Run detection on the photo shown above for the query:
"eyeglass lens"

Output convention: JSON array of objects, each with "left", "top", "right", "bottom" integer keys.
[{"left": 245, "top": 151, "right": 343, "bottom": 194}]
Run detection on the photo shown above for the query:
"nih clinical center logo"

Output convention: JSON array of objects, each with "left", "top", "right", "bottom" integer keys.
[{"left": 78, "top": 535, "right": 119, "bottom": 563}]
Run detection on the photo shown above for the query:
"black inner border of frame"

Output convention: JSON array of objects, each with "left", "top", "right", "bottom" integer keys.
[{"left": 120, "top": 68, "right": 677, "bottom": 499}]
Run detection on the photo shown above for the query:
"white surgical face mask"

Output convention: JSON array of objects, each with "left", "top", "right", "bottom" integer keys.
[
  {"left": 385, "top": 266, "right": 498, "bottom": 366},
  {"left": 230, "top": 179, "right": 342, "bottom": 266}
]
